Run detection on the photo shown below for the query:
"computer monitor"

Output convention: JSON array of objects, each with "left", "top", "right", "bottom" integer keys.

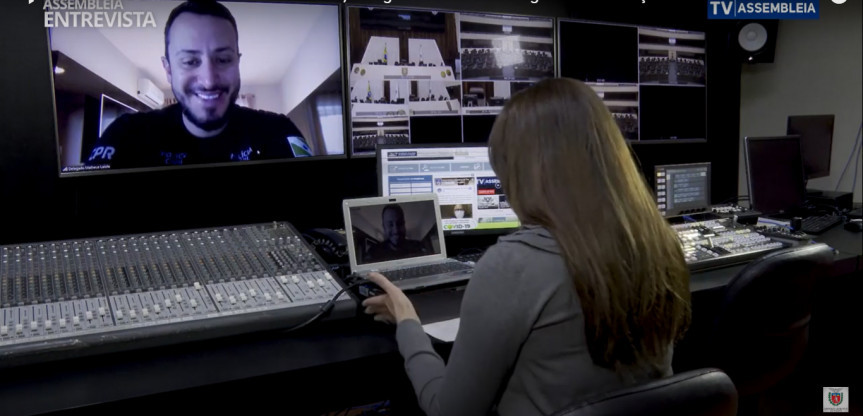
[
  {"left": 654, "top": 162, "right": 711, "bottom": 218},
  {"left": 786, "top": 115, "right": 835, "bottom": 180},
  {"left": 50, "top": 0, "right": 345, "bottom": 176},
  {"left": 744, "top": 135, "right": 806, "bottom": 216},
  {"left": 376, "top": 144, "right": 520, "bottom": 235}
]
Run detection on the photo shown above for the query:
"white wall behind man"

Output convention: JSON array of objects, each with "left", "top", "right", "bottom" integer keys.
[
  {"left": 738, "top": 0, "right": 862, "bottom": 203},
  {"left": 279, "top": 7, "right": 340, "bottom": 114},
  {"left": 51, "top": 27, "right": 160, "bottom": 105}
]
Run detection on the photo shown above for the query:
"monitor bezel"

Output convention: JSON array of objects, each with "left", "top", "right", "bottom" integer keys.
[{"left": 49, "top": 1, "right": 350, "bottom": 178}]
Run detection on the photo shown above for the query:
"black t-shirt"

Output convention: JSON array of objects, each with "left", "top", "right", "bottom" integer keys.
[{"left": 86, "top": 104, "right": 310, "bottom": 168}]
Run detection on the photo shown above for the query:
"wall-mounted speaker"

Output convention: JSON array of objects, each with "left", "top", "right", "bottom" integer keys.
[{"left": 736, "top": 20, "right": 778, "bottom": 63}]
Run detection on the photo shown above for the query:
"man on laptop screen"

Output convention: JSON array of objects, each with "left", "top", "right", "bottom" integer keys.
[
  {"left": 364, "top": 204, "right": 432, "bottom": 263},
  {"left": 343, "top": 194, "right": 472, "bottom": 291},
  {"left": 348, "top": 199, "right": 441, "bottom": 265}
]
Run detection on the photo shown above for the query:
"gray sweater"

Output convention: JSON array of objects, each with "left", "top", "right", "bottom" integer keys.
[{"left": 395, "top": 226, "right": 672, "bottom": 416}]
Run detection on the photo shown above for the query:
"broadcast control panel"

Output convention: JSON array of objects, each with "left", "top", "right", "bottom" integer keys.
[
  {"left": 0, "top": 222, "right": 353, "bottom": 367},
  {"left": 673, "top": 218, "right": 791, "bottom": 271}
]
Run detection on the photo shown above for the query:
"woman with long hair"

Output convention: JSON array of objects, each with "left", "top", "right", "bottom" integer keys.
[{"left": 362, "top": 77, "right": 691, "bottom": 416}]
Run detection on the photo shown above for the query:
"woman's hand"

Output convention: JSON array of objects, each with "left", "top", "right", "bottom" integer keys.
[{"left": 361, "top": 272, "right": 420, "bottom": 324}]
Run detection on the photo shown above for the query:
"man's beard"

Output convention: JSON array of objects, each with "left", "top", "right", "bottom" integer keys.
[{"left": 180, "top": 88, "right": 239, "bottom": 132}]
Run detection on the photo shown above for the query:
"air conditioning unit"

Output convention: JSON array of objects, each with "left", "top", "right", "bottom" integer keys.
[{"left": 137, "top": 78, "right": 165, "bottom": 109}]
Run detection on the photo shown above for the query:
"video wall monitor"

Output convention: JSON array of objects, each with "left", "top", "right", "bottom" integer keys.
[
  {"left": 558, "top": 20, "right": 638, "bottom": 84},
  {"left": 654, "top": 162, "right": 711, "bottom": 218},
  {"left": 638, "top": 27, "right": 705, "bottom": 86},
  {"left": 346, "top": 6, "right": 555, "bottom": 156},
  {"left": 786, "top": 114, "right": 835, "bottom": 180},
  {"left": 50, "top": 0, "right": 346, "bottom": 176},
  {"left": 639, "top": 85, "right": 706, "bottom": 141},
  {"left": 377, "top": 144, "right": 520, "bottom": 235},
  {"left": 557, "top": 20, "right": 706, "bottom": 142}
]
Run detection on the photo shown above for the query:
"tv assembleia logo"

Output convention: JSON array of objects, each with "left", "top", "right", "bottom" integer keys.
[
  {"left": 37, "top": 0, "right": 157, "bottom": 28},
  {"left": 708, "top": 0, "right": 819, "bottom": 19}
]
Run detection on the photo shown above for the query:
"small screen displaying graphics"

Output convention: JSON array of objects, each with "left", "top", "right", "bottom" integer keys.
[
  {"left": 346, "top": 7, "right": 554, "bottom": 155},
  {"left": 655, "top": 162, "right": 711, "bottom": 217},
  {"left": 51, "top": 1, "right": 345, "bottom": 175},
  {"left": 378, "top": 145, "right": 520, "bottom": 235}
]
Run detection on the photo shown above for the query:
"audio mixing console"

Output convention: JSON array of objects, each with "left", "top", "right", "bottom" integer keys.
[
  {"left": 0, "top": 222, "right": 354, "bottom": 367},
  {"left": 673, "top": 218, "right": 792, "bottom": 271}
]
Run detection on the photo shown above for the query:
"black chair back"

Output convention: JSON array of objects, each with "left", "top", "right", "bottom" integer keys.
[
  {"left": 711, "top": 243, "right": 834, "bottom": 396},
  {"left": 551, "top": 368, "right": 738, "bottom": 416}
]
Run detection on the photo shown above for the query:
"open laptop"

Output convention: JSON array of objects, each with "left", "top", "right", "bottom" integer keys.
[{"left": 343, "top": 193, "right": 473, "bottom": 291}]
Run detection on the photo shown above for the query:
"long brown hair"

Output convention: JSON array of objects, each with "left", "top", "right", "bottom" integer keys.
[{"left": 488, "top": 78, "right": 690, "bottom": 372}]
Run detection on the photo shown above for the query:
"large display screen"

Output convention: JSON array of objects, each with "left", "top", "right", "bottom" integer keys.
[
  {"left": 347, "top": 7, "right": 554, "bottom": 155},
  {"left": 559, "top": 20, "right": 706, "bottom": 142},
  {"left": 50, "top": 0, "right": 345, "bottom": 175}
]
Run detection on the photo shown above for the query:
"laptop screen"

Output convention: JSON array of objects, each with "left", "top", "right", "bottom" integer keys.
[{"left": 348, "top": 200, "right": 442, "bottom": 266}]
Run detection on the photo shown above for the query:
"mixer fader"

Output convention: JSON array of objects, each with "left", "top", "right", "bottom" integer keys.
[{"left": 0, "top": 222, "right": 354, "bottom": 367}]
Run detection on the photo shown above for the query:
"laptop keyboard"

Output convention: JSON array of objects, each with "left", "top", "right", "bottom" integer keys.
[
  {"left": 383, "top": 261, "right": 473, "bottom": 281},
  {"left": 453, "top": 251, "right": 484, "bottom": 263}
]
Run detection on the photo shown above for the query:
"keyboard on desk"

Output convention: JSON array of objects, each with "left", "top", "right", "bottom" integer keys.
[
  {"left": 383, "top": 260, "right": 472, "bottom": 282},
  {"left": 453, "top": 251, "right": 484, "bottom": 264},
  {"left": 800, "top": 215, "right": 842, "bottom": 234}
]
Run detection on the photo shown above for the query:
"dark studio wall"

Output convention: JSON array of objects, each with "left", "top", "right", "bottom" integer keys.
[{"left": 0, "top": 0, "right": 741, "bottom": 245}]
